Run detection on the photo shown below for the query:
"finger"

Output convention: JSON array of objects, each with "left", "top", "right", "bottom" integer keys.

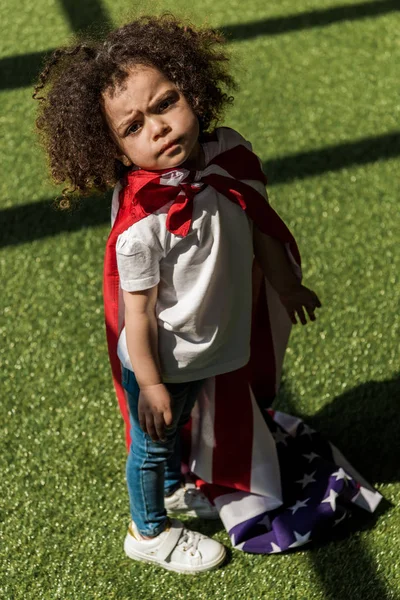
[
  {"left": 154, "top": 414, "right": 167, "bottom": 442},
  {"left": 288, "top": 309, "right": 297, "bottom": 325},
  {"left": 305, "top": 305, "right": 316, "bottom": 321},
  {"left": 138, "top": 409, "right": 147, "bottom": 435},
  {"left": 145, "top": 415, "right": 159, "bottom": 442},
  {"left": 163, "top": 408, "right": 173, "bottom": 428},
  {"left": 313, "top": 293, "right": 322, "bottom": 308},
  {"left": 296, "top": 306, "right": 307, "bottom": 325}
]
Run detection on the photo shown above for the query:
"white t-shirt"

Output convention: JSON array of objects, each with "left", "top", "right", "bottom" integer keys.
[{"left": 116, "top": 128, "right": 267, "bottom": 383}]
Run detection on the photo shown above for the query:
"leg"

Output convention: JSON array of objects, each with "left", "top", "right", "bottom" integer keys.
[
  {"left": 124, "top": 368, "right": 168, "bottom": 537},
  {"left": 122, "top": 370, "right": 225, "bottom": 572},
  {"left": 123, "top": 368, "right": 204, "bottom": 536}
]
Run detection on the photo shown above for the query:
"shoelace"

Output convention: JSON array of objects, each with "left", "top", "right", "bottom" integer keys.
[{"left": 177, "top": 528, "right": 201, "bottom": 555}]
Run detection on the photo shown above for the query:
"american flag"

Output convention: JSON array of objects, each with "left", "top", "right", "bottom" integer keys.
[{"left": 186, "top": 380, "right": 382, "bottom": 553}]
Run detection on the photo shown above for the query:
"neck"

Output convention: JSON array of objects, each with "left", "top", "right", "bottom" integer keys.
[{"left": 180, "top": 141, "right": 205, "bottom": 171}]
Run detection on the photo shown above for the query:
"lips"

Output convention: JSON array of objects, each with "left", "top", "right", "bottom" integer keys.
[{"left": 159, "top": 138, "right": 180, "bottom": 155}]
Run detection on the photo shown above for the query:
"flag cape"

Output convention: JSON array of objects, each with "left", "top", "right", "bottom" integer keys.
[{"left": 103, "top": 128, "right": 382, "bottom": 554}]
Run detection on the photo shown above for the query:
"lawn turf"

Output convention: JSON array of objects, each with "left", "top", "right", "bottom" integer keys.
[{"left": 1, "top": 0, "right": 399, "bottom": 598}]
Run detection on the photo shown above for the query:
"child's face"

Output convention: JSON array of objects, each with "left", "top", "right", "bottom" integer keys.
[{"left": 102, "top": 65, "right": 202, "bottom": 171}]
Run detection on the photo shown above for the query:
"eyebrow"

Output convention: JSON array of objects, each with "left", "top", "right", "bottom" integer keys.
[{"left": 116, "top": 88, "right": 178, "bottom": 135}]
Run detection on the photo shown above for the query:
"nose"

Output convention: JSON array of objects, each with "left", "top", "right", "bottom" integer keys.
[{"left": 149, "top": 116, "right": 171, "bottom": 141}]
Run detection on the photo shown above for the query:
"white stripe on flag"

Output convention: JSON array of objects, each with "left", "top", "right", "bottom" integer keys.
[
  {"left": 264, "top": 277, "right": 292, "bottom": 394},
  {"left": 214, "top": 490, "right": 273, "bottom": 532},
  {"left": 249, "top": 388, "right": 282, "bottom": 505},
  {"left": 351, "top": 488, "right": 383, "bottom": 513},
  {"left": 329, "top": 443, "right": 383, "bottom": 513},
  {"left": 273, "top": 411, "right": 303, "bottom": 437},
  {"left": 188, "top": 377, "right": 216, "bottom": 483}
]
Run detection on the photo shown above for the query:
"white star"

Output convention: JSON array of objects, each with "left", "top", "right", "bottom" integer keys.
[
  {"left": 333, "top": 511, "right": 347, "bottom": 527},
  {"left": 273, "top": 429, "right": 290, "bottom": 446},
  {"left": 296, "top": 471, "right": 317, "bottom": 489},
  {"left": 270, "top": 542, "right": 282, "bottom": 553},
  {"left": 299, "top": 424, "right": 315, "bottom": 438},
  {"left": 288, "top": 530, "right": 312, "bottom": 548},
  {"left": 288, "top": 498, "right": 310, "bottom": 514},
  {"left": 331, "top": 468, "right": 352, "bottom": 482},
  {"left": 322, "top": 489, "right": 339, "bottom": 511},
  {"left": 302, "top": 452, "right": 320, "bottom": 463}
]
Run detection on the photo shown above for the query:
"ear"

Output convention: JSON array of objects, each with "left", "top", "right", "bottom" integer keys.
[{"left": 117, "top": 154, "right": 133, "bottom": 167}]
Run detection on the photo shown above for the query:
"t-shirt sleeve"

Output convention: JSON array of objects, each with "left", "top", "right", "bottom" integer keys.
[{"left": 116, "top": 234, "right": 161, "bottom": 292}]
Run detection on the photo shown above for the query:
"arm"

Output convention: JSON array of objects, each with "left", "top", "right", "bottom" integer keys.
[
  {"left": 253, "top": 228, "right": 300, "bottom": 295},
  {"left": 253, "top": 226, "right": 321, "bottom": 325},
  {"left": 123, "top": 286, "right": 172, "bottom": 441}
]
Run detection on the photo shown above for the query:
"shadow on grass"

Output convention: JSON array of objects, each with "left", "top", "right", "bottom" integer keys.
[
  {"left": 276, "top": 374, "right": 400, "bottom": 484},
  {"left": 264, "top": 131, "right": 400, "bottom": 184},
  {"left": 307, "top": 511, "right": 393, "bottom": 599},
  {"left": 0, "top": 50, "right": 50, "bottom": 91},
  {"left": 2, "top": 0, "right": 399, "bottom": 90},
  {"left": 0, "top": 192, "right": 112, "bottom": 247},
  {"left": 221, "top": 0, "right": 400, "bottom": 41},
  {"left": 274, "top": 374, "right": 399, "bottom": 599},
  {"left": 60, "top": 0, "right": 112, "bottom": 35},
  {"left": 0, "top": 0, "right": 112, "bottom": 91},
  {"left": 2, "top": 131, "right": 399, "bottom": 248}
]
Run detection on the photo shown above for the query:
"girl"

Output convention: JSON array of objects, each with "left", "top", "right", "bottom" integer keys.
[{"left": 34, "top": 15, "right": 380, "bottom": 574}]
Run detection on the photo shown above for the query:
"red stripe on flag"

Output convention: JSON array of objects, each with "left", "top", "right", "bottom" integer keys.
[
  {"left": 248, "top": 262, "right": 277, "bottom": 404},
  {"left": 210, "top": 145, "right": 267, "bottom": 183},
  {"left": 212, "top": 368, "right": 253, "bottom": 492},
  {"left": 103, "top": 191, "right": 136, "bottom": 449}
]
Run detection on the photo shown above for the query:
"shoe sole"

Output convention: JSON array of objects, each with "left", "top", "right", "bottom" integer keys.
[
  {"left": 166, "top": 508, "right": 221, "bottom": 520},
  {"left": 124, "top": 537, "right": 226, "bottom": 574}
]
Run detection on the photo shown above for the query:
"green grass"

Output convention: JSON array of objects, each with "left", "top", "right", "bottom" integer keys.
[{"left": 1, "top": 0, "right": 399, "bottom": 598}]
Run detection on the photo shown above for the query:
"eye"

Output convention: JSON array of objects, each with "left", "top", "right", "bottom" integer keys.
[
  {"left": 126, "top": 122, "right": 141, "bottom": 135},
  {"left": 159, "top": 96, "right": 176, "bottom": 112}
]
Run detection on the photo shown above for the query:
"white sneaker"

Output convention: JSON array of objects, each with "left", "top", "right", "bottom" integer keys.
[
  {"left": 164, "top": 483, "right": 220, "bottom": 519},
  {"left": 124, "top": 519, "right": 226, "bottom": 574}
]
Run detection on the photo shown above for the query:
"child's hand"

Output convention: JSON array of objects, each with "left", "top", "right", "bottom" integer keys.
[
  {"left": 279, "top": 284, "right": 322, "bottom": 325},
  {"left": 138, "top": 383, "right": 173, "bottom": 442}
]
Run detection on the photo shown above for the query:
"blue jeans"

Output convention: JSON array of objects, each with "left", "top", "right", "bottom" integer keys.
[{"left": 122, "top": 367, "right": 205, "bottom": 537}]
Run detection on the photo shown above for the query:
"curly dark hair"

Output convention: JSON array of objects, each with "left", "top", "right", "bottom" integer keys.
[{"left": 33, "top": 15, "right": 236, "bottom": 208}]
